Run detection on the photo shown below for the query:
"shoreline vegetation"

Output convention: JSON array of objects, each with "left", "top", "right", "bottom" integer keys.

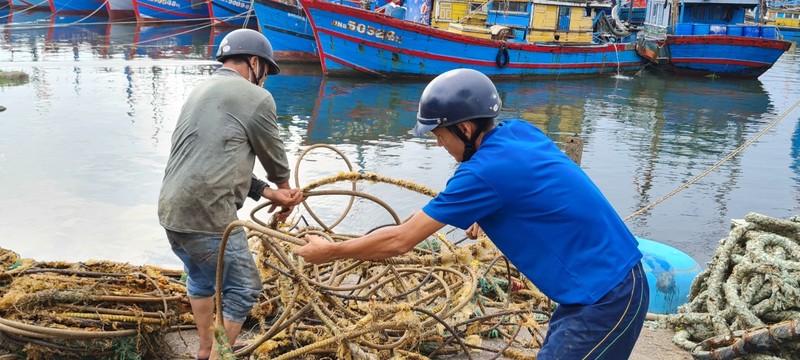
[{"left": 0, "top": 71, "right": 30, "bottom": 86}]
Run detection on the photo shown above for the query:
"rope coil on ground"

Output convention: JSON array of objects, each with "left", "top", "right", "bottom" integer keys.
[
  {"left": 659, "top": 213, "right": 800, "bottom": 359},
  {"left": 0, "top": 254, "right": 191, "bottom": 359},
  {"left": 208, "top": 145, "right": 552, "bottom": 359}
]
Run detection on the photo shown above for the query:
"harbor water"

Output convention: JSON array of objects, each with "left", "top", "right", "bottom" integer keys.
[{"left": 1, "top": 15, "right": 799, "bottom": 270}]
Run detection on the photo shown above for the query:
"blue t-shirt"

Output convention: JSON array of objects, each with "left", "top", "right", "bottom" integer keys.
[{"left": 422, "top": 120, "right": 642, "bottom": 305}]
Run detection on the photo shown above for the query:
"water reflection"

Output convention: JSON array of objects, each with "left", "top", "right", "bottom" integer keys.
[
  {"left": 1, "top": 11, "right": 110, "bottom": 61},
  {"left": 132, "top": 24, "right": 217, "bottom": 60},
  {"left": 307, "top": 78, "right": 426, "bottom": 143},
  {"left": 1, "top": 18, "right": 799, "bottom": 268},
  {"left": 1, "top": 12, "right": 235, "bottom": 61},
  {"left": 617, "top": 77, "right": 773, "bottom": 252}
]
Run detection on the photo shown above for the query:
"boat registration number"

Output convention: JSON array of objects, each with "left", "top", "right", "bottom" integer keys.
[{"left": 331, "top": 20, "right": 402, "bottom": 44}]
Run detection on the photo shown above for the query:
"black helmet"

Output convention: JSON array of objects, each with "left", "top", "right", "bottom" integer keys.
[
  {"left": 413, "top": 68, "right": 501, "bottom": 136},
  {"left": 216, "top": 29, "right": 280, "bottom": 75}
]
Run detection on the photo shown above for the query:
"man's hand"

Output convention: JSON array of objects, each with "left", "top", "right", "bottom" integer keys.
[
  {"left": 293, "top": 234, "right": 332, "bottom": 264},
  {"left": 466, "top": 223, "right": 483, "bottom": 239},
  {"left": 263, "top": 188, "right": 303, "bottom": 221},
  {"left": 264, "top": 187, "right": 303, "bottom": 207}
]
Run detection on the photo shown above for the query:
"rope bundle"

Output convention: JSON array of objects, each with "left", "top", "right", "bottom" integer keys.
[
  {"left": 0, "top": 250, "right": 191, "bottom": 359},
  {"left": 662, "top": 213, "right": 800, "bottom": 359},
  {"left": 211, "top": 145, "right": 553, "bottom": 359}
]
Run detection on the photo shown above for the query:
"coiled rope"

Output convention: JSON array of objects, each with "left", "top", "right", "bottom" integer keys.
[
  {"left": 0, "top": 254, "right": 190, "bottom": 358},
  {"left": 649, "top": 213, "right": 800, "bottom": 359},
  {"left": 210, "top": 145, "right": 553, "bottom": 359}
]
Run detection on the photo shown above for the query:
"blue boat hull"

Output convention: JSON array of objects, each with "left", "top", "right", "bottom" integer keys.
[
  {"left": 133, "top": 0, "right": 210, "bottom": 22},
  {"left": 637, "top": 35, "right": 791, "bottom": 78},
  {"left": 637, "top": 237, "right": 702, "bottom": 314},
  {"left": 777, "top": 26, "right": 800, "bottom": 44},
  {"left": 208, "top": 0, "right": 255, "bottom": 27},
  {"left": 252, "top": 0, "right": 318, "bottom": 63},
  {"left": 299, "top": 0, "right": 644, "bottom": 78}
]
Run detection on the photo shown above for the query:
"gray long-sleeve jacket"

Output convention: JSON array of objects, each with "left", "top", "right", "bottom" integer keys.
[{"left": 158, "top": 67, "right": 290, "bottom": 235}]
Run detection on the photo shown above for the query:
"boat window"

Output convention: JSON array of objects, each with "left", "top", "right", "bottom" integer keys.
[
  {"left": 490, "top": 1, "right": 526, "bottom": 13},
  {"left": 557, "top": 6, "right": 570, "bottom": 31},
  {"left": 438, "top": 1, "right": 452, "bottom": 20},
  {"left": 469, "top": 2, "right": 487, "bottom": 14}
]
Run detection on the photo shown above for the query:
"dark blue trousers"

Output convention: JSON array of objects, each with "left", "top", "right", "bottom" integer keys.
[{"left": 537, "top": 262, "right": 649, "bottom": 360}]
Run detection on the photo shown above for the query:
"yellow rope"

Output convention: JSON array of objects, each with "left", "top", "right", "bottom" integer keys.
[{"left": 61, "top": 312, "right": 166, "bottom": 325}]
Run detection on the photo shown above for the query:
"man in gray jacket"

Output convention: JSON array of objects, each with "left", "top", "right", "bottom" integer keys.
[{"left": 158, "top": 29, "right": 303, "bottom": 360}]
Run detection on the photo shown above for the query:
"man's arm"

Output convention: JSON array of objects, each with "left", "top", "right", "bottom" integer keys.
[{"left": 294, "top": 211, "right": 445, "bottom": 264}]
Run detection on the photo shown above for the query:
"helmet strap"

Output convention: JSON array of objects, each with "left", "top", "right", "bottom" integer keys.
[
  {"left": 450, "top": 124, "right": 480, "bottom": 162},
  {"left": 246, "top": 57, "right": 265, "bottom": 86}
]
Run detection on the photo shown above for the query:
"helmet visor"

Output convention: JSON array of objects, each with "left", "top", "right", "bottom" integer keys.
[
  {"left": 266, "top": 57, "right": 280, "bottom": 75},
  {"left": 412, "top": 118, "right": 441, "bottom": 137}
]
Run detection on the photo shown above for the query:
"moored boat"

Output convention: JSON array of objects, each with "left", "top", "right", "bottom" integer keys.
[
  {"left": 132, "top": 0, "right": 210, "bottom": 22},
  {"left": 207, "top": 0, "right": 256, "bottom": 27},
  {"left": 636, "top": 0, "right": 792, "bottom": 78},
  {"left": 251, "top": 0, "right": 319, "bottom": 63},
  {"left": 298, "top": 0, "right": 644, "bottom": 78},
  {"left": 766, "top": 4, "right": 800, "bottom": 43}
]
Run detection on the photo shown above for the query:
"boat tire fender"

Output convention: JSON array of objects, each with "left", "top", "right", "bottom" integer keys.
[{"left": 496, "top": 43, "right": 510, "bottom": 68}]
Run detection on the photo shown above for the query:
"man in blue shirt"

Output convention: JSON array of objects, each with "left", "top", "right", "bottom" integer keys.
[{"left": 295, "top": 68, "right": 649, "bottom": 359}]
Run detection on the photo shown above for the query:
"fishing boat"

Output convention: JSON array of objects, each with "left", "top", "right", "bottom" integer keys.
[
  {"left": 249, "top": 0, "right": 373, "bottom": 63},
  {"left": 298, "top": 0, "right": 644, "bottom": 78},
  {"left": 251, "top": 0, "right": 319, "bottom": 62},
  {"left": 766, "top": 2, "right": 800, "bottom": 43},
  {"left": 636, "top": 0, "right": 792, "bottom": 78},
  {"left": 49, "top": 0, "right": 108, "bottom": 14},
  {"left": 208, "top": 0, "right": 256, "bottom": 26},
  {"left": 131, "top": 0, "right": 210, "bottom": 22}
]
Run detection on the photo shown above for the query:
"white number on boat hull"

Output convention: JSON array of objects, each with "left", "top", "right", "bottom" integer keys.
[{"left": 331, "top": 20, "right": 402, "bottom": 44}]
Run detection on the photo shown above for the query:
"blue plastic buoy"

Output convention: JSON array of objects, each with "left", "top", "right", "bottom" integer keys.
[{"left": 637, "top": 237, "right": 702, "bottom": 314}]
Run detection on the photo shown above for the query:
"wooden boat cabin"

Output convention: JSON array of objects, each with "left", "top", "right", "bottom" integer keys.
[
  {"left": 769, "top": 7, "right": 800, "bottom": 28},
  {"left": 430, "top": 0, "right": 489, "bottom": 27},
  {"left": 765, "top": 5, "right": 800, "bottom": 42},
  {"left": 432, "top": 0, "right": 632, "bottom": 44}
]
